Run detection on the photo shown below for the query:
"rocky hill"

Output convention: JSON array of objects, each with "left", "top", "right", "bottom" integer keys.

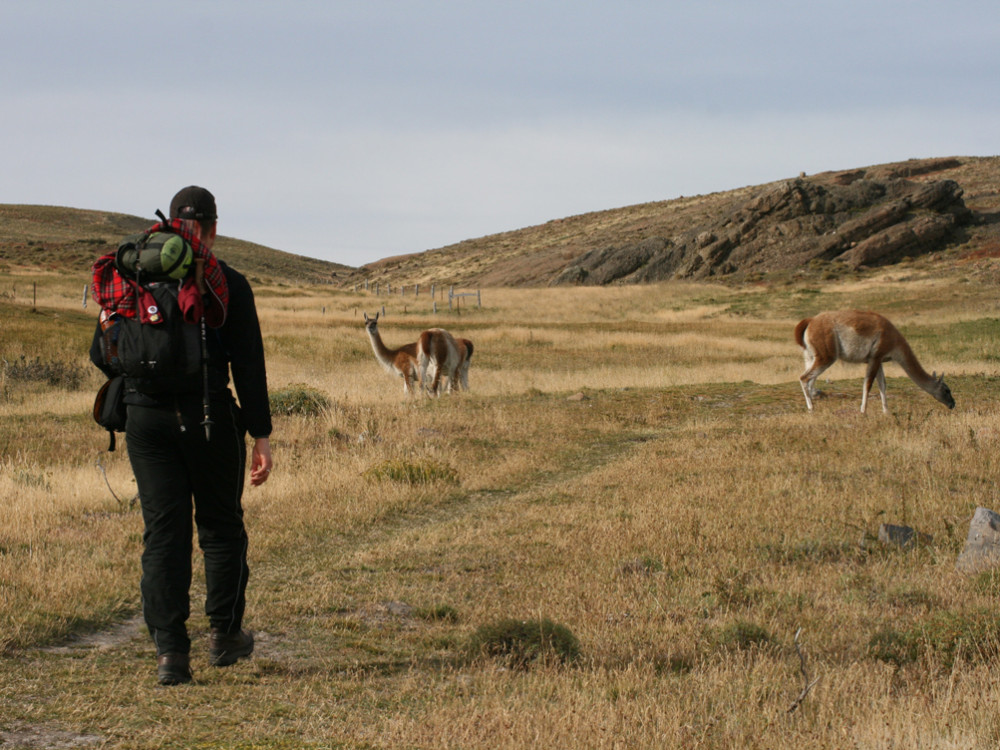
[
  {"left": 344, "top": 156, "right": 1000, "bottom": 288},
  {"left": 555, "top": 161, "right": 970, "bottom": 284}
]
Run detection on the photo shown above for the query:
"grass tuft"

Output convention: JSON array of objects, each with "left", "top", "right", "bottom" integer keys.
[
  {"left": 363, "top": 458, "right": 459, "bottom": 485},
  {"left": 268, "top": 383, "right": 331, "bottom": 416},
  {"left": 468, "top": 617, "right": 581, "bottom": 667}
]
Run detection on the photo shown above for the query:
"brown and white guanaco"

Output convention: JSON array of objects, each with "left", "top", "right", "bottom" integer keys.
[
  {"left": 794, "top": 309, "right": 954, "bottom": 413},
  {"left": 363, "top": 312, "right": 420, "bottom": 395}
]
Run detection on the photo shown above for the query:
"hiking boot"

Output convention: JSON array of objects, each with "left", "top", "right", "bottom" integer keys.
[
  {"left": 209, "top": 628, "right": 254, "bottom": 667},
  {"left": 156, "top": 653, "right": 192, "bottom": 686}
]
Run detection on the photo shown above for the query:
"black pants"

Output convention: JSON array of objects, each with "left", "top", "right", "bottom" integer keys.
[{"left": 126, "top": 393, "right": 249, "bottom": 656}]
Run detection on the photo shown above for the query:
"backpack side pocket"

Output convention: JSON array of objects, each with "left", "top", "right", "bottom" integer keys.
[{"left": 93, "top": 375, "right": 128, "bottom": 451}]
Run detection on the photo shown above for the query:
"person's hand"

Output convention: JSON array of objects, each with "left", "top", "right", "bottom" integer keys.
[{"left": 249, "top": 437, "right": 273, "bottom": 486}]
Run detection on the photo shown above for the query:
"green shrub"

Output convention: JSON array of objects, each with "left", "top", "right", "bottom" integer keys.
[
  {"left": 363, "top": 458, "right": 458, "bottom": 485},
  {"left": 468, "top": 617, "right": 580, "bottom": 667},
  {"left": 269, "top": 383, "right": 330, "bottom": 416}
]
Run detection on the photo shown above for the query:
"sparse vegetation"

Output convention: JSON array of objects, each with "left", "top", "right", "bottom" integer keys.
[
  {"left": 709, "top": 620, "right": 775, "bottom": 653},
  {"left": 5, "top": 157, "right": 1000, "bottom": 746},
  {"left": 363, "top": 458, "right": 459, "bottom": 485},
  {"left": 1, "top": 354, "right": 85, "bottom": 391},
  {"left": 869, "top": 610, "right": 1000, "bottom": 668}
]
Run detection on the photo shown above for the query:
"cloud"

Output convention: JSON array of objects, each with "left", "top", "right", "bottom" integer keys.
[{"left": 1, "top": 1, "right": 998, "bottom": 266}]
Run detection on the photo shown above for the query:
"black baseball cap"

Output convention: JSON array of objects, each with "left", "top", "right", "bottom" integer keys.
[{"left": 169, "top": 186, "right": 218, "bottom": 222}]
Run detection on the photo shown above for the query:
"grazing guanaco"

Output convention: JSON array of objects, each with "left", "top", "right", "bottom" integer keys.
[{"left": 794, "top": 309, "right": 955, "bottom": 413}]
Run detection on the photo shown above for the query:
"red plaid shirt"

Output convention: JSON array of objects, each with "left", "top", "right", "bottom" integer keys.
[{"left": 91, "top": 218, "right": 228, "bottom": 327}]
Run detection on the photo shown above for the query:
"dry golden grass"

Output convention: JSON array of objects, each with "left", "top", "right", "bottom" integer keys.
[{"left": 4, "top": 262, "right": 1000, "bottom": 748}]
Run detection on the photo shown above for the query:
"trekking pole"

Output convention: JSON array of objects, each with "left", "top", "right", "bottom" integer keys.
[{"left": 200, "top": 315, "right": 213, "bottom": 441}]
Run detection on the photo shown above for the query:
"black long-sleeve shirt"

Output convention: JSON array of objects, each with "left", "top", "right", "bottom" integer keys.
[{"left": 90, "top": 262, "right": 272, "bottom": 439}]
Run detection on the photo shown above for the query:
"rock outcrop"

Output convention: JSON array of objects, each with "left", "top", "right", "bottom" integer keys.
[{"left": 552, "top": 171, "right": 972, "bottom": 285}]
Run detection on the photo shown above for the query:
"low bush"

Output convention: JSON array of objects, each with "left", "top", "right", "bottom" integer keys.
[
  {"left": 468, "top": 617, "right": 581, "bottom": 667},
  {"left": 1, "top": 355, "right": 85, "bottom": 390},
  {"left": 269, "top": 383, "right": 331, "bottom": 416}
]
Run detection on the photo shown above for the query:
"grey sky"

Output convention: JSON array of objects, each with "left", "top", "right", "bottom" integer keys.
[{"left": 2, "top": 1, "right": 997, "bottom": 266}]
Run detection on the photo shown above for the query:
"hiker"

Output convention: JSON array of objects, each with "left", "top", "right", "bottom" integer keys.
[{"left": 89, "top": 186, "right": 273, "bottom": 686}]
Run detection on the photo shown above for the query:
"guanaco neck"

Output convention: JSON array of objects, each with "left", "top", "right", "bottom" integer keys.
[
  {"left": 890, "top": 338, "right": 936, "bottom": 390},
  {"left": 366, "top": 325, "right": 397, "bottom": 369}
]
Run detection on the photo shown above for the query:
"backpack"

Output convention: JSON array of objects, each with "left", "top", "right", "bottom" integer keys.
[
  {"left": 111, "top": 229, "right": 205, "bottom": 395},
  {"left": 93, "top": 222, "right": 216, "bottom": 442}
]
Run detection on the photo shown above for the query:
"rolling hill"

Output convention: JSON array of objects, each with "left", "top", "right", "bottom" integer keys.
[
  {"left": 2, "top": 155, "right": 998, "bottom": 287},
  {"left": 347, "top": 155, "right": 1000, "bottom": 288},
  {"left": 0, "top": 204, "right": 351, "bottom": 285}
]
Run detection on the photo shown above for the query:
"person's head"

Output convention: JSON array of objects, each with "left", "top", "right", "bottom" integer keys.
[{"left": 170, "top": 186, "right": 218, "bottom": 246}]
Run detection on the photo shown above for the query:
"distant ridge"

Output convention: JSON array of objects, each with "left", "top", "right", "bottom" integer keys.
[
  {"left": 3, "top": 156, "right": 999, "bottom": 287},
  {"left": 0, "top": 204, "right": 350, "bottom": 285}
]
